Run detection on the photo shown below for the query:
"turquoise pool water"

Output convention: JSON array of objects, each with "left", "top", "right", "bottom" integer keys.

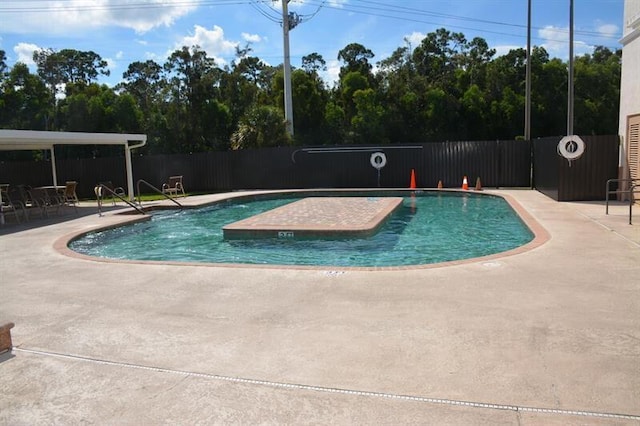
[{"left": 70, "top": 192, "right": 534, "bottom": 267}]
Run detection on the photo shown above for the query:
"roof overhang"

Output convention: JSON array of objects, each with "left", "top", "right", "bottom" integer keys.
[{"left": 0, "top": 130, "right": 147, "bottom": 151}]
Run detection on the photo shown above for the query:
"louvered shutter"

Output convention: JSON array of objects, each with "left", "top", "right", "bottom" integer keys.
[{"left": 628, "top": 114, "right": 640, "bottom": 180}]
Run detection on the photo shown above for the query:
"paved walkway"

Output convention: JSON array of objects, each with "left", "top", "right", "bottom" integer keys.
[{"left": 0, "top": 189, "right": 638, "bottom": 425}]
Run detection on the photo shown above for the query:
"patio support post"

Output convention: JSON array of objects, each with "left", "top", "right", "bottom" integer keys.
[
  {"left": 50, "top": 146, "right": 58, "bottom": 186},
  {"left": 124, "top": 143, "right": 134, "bottom": 201}
]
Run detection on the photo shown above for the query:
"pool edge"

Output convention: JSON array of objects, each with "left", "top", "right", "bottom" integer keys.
[{"left": 55, "top": 189, "right": 551, "bottom": 271}]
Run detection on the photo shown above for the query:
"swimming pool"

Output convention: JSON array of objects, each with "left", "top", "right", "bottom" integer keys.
[{"left": 69, "top": 191, "right": 535, "bottom": 268}]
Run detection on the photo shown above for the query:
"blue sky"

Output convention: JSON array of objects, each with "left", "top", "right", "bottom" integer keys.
[{"left": 0, "top": 0, "right": 624, "bottom": 86}]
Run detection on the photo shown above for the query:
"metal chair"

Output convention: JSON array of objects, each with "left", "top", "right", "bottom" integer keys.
[{"left": 162, "top": 175, "right": 185, "bottom": 197}]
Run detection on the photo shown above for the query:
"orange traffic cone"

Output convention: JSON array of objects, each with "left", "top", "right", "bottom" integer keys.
[
  {"left": 462, "top": 176, "right": 469, "bottom": 190},
  {"left": 410, "top": 169, "right": 417, "bottom": 189},
  {"left": 437, "top": 180, "right": 443, "bottom": 189},
  {"left": 475, "top": 177, "right": 482, "bottom": 191}
]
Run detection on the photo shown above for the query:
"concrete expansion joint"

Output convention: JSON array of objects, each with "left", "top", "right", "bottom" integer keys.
[{"left": 11, "top": 346, "right": 640, "bottom": 422}]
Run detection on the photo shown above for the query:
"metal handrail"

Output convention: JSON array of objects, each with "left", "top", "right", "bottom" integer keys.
[
  {"left": 605, "top": 178, "right": 640, "bottom": 214},
  {"left": 95, "top": 184, "right": 146, "bottom": 216},
  {"left": 605, "top": 178, "right": 639, "bottom": 224},
  {"left": 630, "top": 183, "right": 638, "bottom": 225},
  {"left": 136, "top": 179, "right": 183, "bottom": 209}
]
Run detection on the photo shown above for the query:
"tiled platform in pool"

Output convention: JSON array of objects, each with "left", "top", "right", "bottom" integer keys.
[{"left": 223, "top": 197, "right": 403, "bottom": 239}]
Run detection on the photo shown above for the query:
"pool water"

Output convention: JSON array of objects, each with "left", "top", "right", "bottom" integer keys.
[{"left": 70, "top": 192, "right": 534, "bottom": 267}]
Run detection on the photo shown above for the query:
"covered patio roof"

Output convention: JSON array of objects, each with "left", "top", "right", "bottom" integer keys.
[{"left": 0, "top": 129, "right": 147, "bottom": 199}]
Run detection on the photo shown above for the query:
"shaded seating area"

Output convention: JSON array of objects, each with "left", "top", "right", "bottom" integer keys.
[
  {"left": 0, "top": 182, "right": 80, "bottom": 225},
  {"left": 162, "top": 175, "right": 186, "bottom": 197}
]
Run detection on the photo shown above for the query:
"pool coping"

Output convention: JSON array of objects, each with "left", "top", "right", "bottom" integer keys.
[{"left": 54, "top": 189, "right": 551, "bottom": 271}]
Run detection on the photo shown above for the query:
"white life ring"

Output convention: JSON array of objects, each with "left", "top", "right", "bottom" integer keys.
[
  {"left": 557, "top": 135, "right": 585, "bottom": 160},
  {"left": 370, "top": 152, "right": 387, "bottom": 170}
]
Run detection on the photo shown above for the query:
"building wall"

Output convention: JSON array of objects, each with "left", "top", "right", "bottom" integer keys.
[{"left": 619, "top": 0, "right": 640, "bottom": 184}]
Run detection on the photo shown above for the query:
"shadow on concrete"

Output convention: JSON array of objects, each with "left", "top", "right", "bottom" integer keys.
[
  {"left": 0, "top": 351, "right": 16, "bottom": 364},
  {"left": 0, "top": 204, "right": 132, "bottom": 236}
]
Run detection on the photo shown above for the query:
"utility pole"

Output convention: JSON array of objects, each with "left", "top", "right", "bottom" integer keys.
[
  {"left": 282, "top": 0, "right": 294, "bottom": 136},
  {"left": 525, "top": 0, "right": 531, "bottom": 141},
  {"left": 567, "top": 0, "right": 574, "bottom": 135}
]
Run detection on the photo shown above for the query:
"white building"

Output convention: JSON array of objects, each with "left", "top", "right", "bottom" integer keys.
[{"left": 619, "top": 0, "right": 640, "bottom": 186}]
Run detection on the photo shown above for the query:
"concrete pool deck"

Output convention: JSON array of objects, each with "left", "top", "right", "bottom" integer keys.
[{"left": 0, "top": 189, "right": 638, "bottom": 425}]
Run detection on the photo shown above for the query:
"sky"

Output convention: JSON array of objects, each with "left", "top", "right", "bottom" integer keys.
[{"left": 0, "top": 0, "right": 625, "bottom": 87}]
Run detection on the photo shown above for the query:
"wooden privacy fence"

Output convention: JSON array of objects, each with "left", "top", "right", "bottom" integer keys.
[{"left": 0, "top": 136, "right": 619, "bottom": 201}]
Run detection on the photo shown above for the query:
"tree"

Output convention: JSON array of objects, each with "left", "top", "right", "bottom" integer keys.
[
  {"left": 119, "top": 60, "right": 163, "bottom": 111},
  {"left": 0, "top": 63, "right": 50, "bottom": 130},
  {"left": 339, "top": 71, "right": 369, "bottom": 125},
  {"left": 291, "top": 69, "right": 328, "bottom": 144},
  {"left": 34, "top": 48, "right": 110, "bottom": 88},
  {"left": 301, "top": 52, "right": 326, "bottom": 75},
  {"left": 32, "top": 48, "right": 111, "bottom": 130},
  {"left": 230, "top": 105, "right": 291, "bottom": 149},
  {"left": 351, "top": 88, "right": 386, "bottom": 144},
  {"left": 574, "top": 46, "right": 621, "bottom": 135},
  {"left": 163, "top": 45, "right": 224, "bottom": 152},
  {"left": 412, "top": 28, "right": 467, "bottom": 91},
  {"left": 337, "top": 43, "right": 375, "bottom": 84},
  {"left": 0, "top": 50, "right": 7, "bottom": 82}
]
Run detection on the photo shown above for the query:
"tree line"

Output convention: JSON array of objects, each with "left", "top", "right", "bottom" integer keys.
[{"left": 0, "top": 28, "right": 621, "bottom": 159}]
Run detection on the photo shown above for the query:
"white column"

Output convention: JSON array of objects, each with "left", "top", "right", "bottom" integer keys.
[{"left": 125, "top": 144, "right": 134, "bottom": 200}]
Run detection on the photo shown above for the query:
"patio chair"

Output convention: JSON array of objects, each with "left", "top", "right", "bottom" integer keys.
[
  {"left": 28, "top": 187, "right": 62, "bottom": 217},
  {"left": 12, "top": 185, "right": 42, "bottom": 219},
  {"left": 1, "top": 186, "right": 27, "bottom": 224},
  {"left": 99, "top": 181, "right": 126, "bottom": 205},
  {"left": 162, "top": 175, "right": 185, "bottom": 197},
  {"left": 61, "top": 181, "right": 79, "bottom": 212}
]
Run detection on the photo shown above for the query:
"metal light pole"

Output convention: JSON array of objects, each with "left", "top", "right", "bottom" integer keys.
[
  {"left": 525, "top": 0, "right": 532, "bottom": 141},
  {"left": 567, "top": 0, "right": 574, "bottom": 136},
  {"left": 282, "top": 0, "right": 294, "bottom": 136}
]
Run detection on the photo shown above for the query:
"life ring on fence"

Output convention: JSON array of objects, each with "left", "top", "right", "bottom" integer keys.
[
  {"left": 557, "top": 135, "right": 585, "bottom": 160},
  {"left": 370, "top": 152, "right": 387, "bottom": 170}
]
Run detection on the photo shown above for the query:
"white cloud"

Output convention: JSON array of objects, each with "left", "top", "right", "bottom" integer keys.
[
  {"left": 405, "top": 32, "right": 426, "bottom": 50},
  {"left": 105, "top": 57, "right": 117, "bottom": 73},
  {"left": 538, "top": 25, "right": 591, "bottom": 58},
  {"left": 242, "top": 33, "right": 262, "bottom": 43},
  {"left": 172, "top": 25, "right": 238, "bottom": 65},
  {"left": 145, "top": 52, "right": 162, "bottom": 62},
  {"left": 13, "top": 42, "right": 40, "bottom": 65},
  {"left": 494, "top": 44, "right": 523, "bottom": 57},
  {"left": 597, "top": 23, "right": 619, "bottom": 38},
  {"left": 0, "top": 0, "right": 196, "bottom": 35},
  {"left": 327, "top": 0, "right": 348, "bottom": 7},
  {"left": 322, "top": 59, "right": 341, "bottom": 87}
]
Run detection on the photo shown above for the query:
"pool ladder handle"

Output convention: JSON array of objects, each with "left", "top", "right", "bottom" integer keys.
[
  {"left": 136, "top": 179, "right": 183, "bottom": 210},
  {"left": 605, "top": 178, "right": 639, "bottom": 225},
  {"left": 95, "top": 184, "right": 146, "bottom": 216}
]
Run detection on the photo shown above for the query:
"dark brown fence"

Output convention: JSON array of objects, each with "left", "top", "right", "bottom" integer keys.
[
  {"left": 533, "top": 135, "right": 619, "bottom": 201},
  {"left": 0, "top": 137, "right": 618, "bottom": 201}
]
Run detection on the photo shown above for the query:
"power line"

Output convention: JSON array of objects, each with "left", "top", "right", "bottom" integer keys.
[
  {"left": 300, "top": 0, "right": 621, "bottom": 42},
  {"left": 0, "top": 0, "right": 252, "bottom": 13},
  {"left": 1, "top": 0, "right": 621, "bottom": 43},
  {"left": 250, "top": 0, "right": 281, "bottom": 24}
]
